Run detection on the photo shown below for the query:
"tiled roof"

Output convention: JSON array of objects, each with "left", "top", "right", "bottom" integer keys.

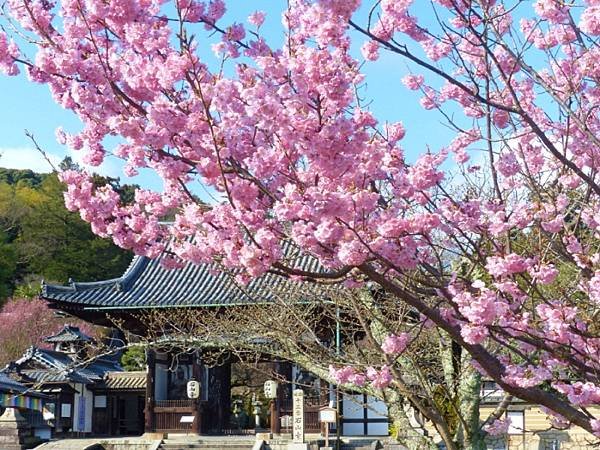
[
  {"left": 0, "top": 372, "right": 48, "bottom": 399},
  {"left": 97, "top": 371, "right": 146, "bottom": 391},
  {"left": 0, "top": 372, "right": 28, "bottom": 394},
  {"left": 44, "top": 325, "right": 92, "bottom": 343},
  {"left": 4, "top": 347, "right": 122, "bottom": 386},
  {"left": 19, "top": 369, "right": 76, "bottom": 384},
  {"left": 42, "top": 241, "right": 330, "bottom": 310}
]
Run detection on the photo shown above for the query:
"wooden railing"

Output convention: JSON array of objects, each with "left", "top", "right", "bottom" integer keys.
[
  {"left": 154, "top": 399, "right": 196, "bottom": 432},
  {"left": 155, "top": 399, "right": 195, "bottom": 409}
]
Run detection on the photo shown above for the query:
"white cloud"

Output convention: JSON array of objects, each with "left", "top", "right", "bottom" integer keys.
[
  {"left": 0, "top": 147, "right": 62, "bottom": 173},
  {"left": 0, "top": 146, "right": 123, "bottom": 179}
]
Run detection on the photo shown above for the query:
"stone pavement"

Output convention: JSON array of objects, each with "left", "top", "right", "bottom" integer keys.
[
  {"left": 32, "top": 434, "right": 400, "bottom": 450},
  {"left": 34, "top": 436, "right": 161, "bottom": 450}
]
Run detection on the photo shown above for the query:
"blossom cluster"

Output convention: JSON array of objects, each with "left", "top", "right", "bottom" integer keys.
[
  {"left": 3, "top": 0, "right": 600, "bottom": 437},
  {"left": 329, "top": 364, "right": 393, "bottom": 390}
]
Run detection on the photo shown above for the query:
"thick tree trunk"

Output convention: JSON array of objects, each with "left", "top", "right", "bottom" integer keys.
[
  {"left": 438, "top": 332, "right": 486, "bottom": 450},
  {"left": 386, "top": 392, "right": 438, "bottom": 450},
  {"left": 456, "top": 362, "right": 485, "bottom": 450}
]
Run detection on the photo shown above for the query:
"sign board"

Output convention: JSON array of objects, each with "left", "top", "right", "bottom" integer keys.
[
  {"left": 180, "top": 415, "right": 195, "bottom": 424},
  {"left": 319, "top": 407, "right": 337, "bottom": 423},
  {"left": 292, "top": 389, "right": 304, "bottom": 443},
  {"left": 186, "top": 380, "right": 200, "bottom": 399},
  {"left": 61, "top": 403, "right": 72, "bottom": 418},
  {"left": 42, "top": 404, "right": 55, "bottom": 421},
  {"left": 264, "top": 380, "right": 278, "bottom": 399},
  {"left": 281, "top": 415, "right": 292, "bottom": 428},
  {"left": 94, "top": 395, "right": 107, "bottom": 408}
]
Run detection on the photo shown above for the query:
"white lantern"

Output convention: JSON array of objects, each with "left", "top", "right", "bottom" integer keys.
[
  {"left": 186, "top": 380, "right": 200, "bottom": 399},
  {"left": 263, "top": 380, "right": 278, "bottom": 399}
]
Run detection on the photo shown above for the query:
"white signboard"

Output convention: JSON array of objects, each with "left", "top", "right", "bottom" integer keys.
[
  {"left": 180, "top": 415, "right": 195, "bottom": 424},
  {"left": 61, "top": 403, "right": 72, "bottom": 418},
  {"left": 94, "top": 395, "right": 107, "bottom": 408},
  {"left": 187, "top": 380, "right": 200, "bottom": 399},
  {"left": 281, "top": 415, "right": 292, "bottom": 428},
  {"left": 292, "top": 389, "right": 304, "bottom": 443},
  {"left": 319, "top": 407, "right": 337, "bottom": 423}
]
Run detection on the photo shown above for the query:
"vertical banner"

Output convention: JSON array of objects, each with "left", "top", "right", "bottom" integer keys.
[
  {"left": 77, "top": 396, "right": 86, "bottom": 432},
  {"left": 292, "top": 389, "right": 304, "bottom": 443}
]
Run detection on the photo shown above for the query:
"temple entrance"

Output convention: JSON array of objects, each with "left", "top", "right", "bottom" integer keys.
[
  {"left": 226, "top": 361, "right": 329, "bottom": 436},
  {"left": 151, "top": 351, "right": 203, "bottom": 433},
  {"left": 93, "top": 393, "right": 144, "bottom": 436},
  {"left": 225, "top": 361, "right": 274, "bottom": 435},
  {"left": 147, "top": 350, "right": 333, "bottom": 436}
]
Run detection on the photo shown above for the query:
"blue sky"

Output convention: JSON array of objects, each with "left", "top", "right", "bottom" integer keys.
[{"left": 0, "top": 1, "right": 455, "bottom": 191}]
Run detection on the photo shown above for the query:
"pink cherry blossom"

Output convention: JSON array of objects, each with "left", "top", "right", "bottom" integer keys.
[
  {"left": 3, "top": 0, "right": 600, "bottom": 438},
  {"left": 248, "top": 11, "right": 266, "bottom": 28},
  {"left": 402, "top": 74, "right": 424, "bottom": 90},
  {"left": 366, "top": 365, "right": 393, "bottom": 389},
  {"left": 381, "top": 333, "right": 410, "bottom": 355},
  {"left": 484, "top": 418, "right": 511, "bottom": 436},
  {"left": 329, "top": 365, "right": 358, "bottom": 384},
  {"left": 0, "top": 31, "right": 19, "bottom": 75}
]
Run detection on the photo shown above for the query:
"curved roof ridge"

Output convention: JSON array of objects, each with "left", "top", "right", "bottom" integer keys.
[
  {"left": 42, "top": 253, "right": 150, "bottom": 295},
  {"left": 42, "top": 239, "right": 335, "bottom": 311}
]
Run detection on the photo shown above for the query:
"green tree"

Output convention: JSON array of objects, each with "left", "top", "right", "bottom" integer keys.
[
  {"left": 0, "top": 167, "right": 46, "bottom": 188},
  {"left": 0, "top": 160, "right": 136, "bottom": 299},
  {"left": 120, "top": 346, "right": 146, "bottom": 371},
  {"left": 0, "top": 231, "right": 16, "bottom": 302},
  {"left": 15, "top": 173, "right": 133, "bottom": 284}
]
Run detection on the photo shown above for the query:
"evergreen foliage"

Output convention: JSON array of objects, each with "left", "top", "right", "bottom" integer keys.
[{"left": 0, "top": 160, "right": 136, "bottom": 301}]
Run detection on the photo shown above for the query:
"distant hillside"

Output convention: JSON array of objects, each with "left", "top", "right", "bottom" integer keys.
[
  {"left": 0, "top": 160, "right": 136, "bottom": 302},
  {"left": 0, "top": 167, "right": 49, "bottom": 188}
]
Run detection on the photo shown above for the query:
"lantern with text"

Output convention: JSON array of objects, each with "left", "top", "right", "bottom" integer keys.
[
  {"left": 186, "top": 380, "right": 200, "bottom": 399},
  {"left": 264, "top": 380, "right": 278, "bottom": 399}
]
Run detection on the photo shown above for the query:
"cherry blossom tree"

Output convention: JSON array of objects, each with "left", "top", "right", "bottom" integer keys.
[
  {"left": 0, "top": 297, "right": 97, "bottom": 366},
  {"left": 134, "top": 288, "right": 508, "bottom": 450},
  {"left": 2, "top": 0, "right": 600, "bottom": 445}
]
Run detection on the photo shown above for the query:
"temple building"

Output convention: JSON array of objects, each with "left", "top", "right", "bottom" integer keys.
[
  {"left": 1, "top": 326, "right": 146, "bottom": 439},
  {"left": 39, "top": 244, "right": 390, "bottom": 438}
]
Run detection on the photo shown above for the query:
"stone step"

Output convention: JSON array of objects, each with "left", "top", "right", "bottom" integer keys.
[
  {"left": 160, "top": 446, "right": 254, "bottom": 448},
  {"left": 160, "top": 446, "right": 254, "bottom": 450},
  {"left": 159, "top": 443, "right": 256, "bottom": 450}
]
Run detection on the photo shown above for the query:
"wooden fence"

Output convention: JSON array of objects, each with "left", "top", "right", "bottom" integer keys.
[{"left": 154, "top": 399, "right": 196, "bottom": 432}]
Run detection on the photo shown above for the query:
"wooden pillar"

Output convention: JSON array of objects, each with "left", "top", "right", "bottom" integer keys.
[
  {"left": 107, "top": 395, "right": 113, "bottom": 436},
  {"left": 218, "top": 361, "right": 232, "bottom": 433},
  {"left": 273, "top": 361, "right": 292, "bottom": 435},
  {"left": 271, "top": 361, "right": 281, "bottom": 435},
  {"left": 192, "top": 354, "right": 201, "bottom": 435},
  {"left": 271, "top": 399, "right": 279, "bottom": 435},
  {"left": 144, "top": 349, "right": 156, "bottom": 433}
]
